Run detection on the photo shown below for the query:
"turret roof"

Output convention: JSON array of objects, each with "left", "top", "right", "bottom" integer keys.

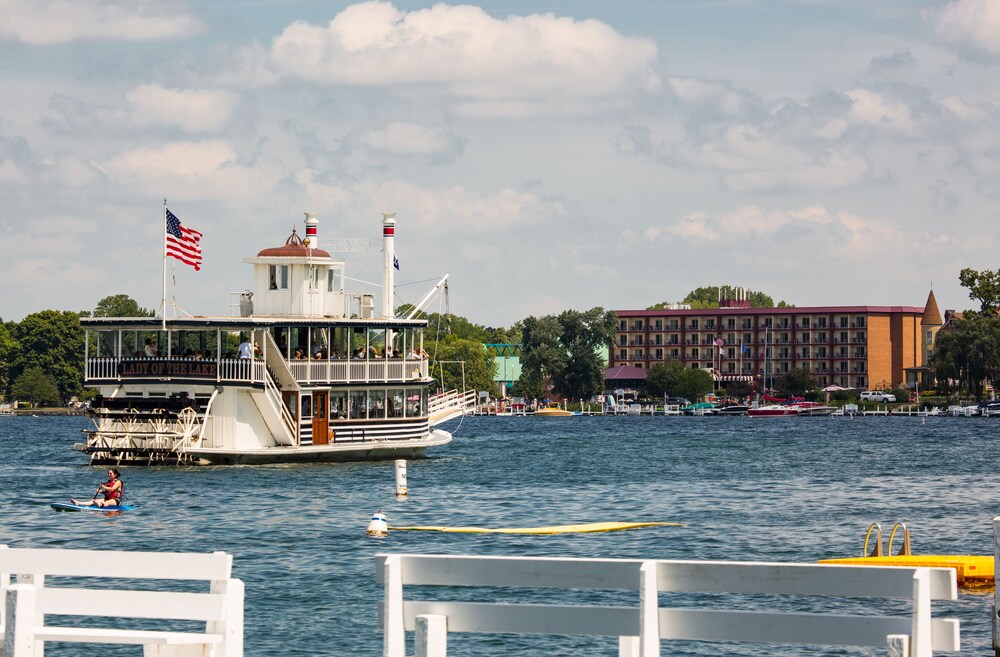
[
  {"left": 257, "top": 228, "right": 330, "bottom": 259},
  {"left": 921, "top": 290, "right": 943, "bottom": 326}
]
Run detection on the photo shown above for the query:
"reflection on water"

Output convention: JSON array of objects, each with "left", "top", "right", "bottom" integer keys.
[{"left": 2, "top": 415, "right": 998, "bottom": 655}]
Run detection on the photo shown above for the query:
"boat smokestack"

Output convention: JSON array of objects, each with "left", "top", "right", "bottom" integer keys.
[
  {"left": 304, "top": 211, "right": 318, "bottom": 248},
  {"left": 382, "top": 212, "right": 396, "bottom": 318}
]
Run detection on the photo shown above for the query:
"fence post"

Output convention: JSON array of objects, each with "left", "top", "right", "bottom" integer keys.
[
  {"left": 638, "top": 561, "right": 660, "bottom": 657},
  {"left": 415, "top": 614, "right": 446, "bottom": 657},
  {"left": 383, "top": 555, "right": 405, "bottom": 657},
  {"left": 4, "top": 583, "right": 37, "bottom": 657}
]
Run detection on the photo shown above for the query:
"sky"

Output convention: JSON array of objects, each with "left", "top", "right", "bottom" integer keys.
[{"left": 1, "top": 0, "right": 999, "bottom": 328}]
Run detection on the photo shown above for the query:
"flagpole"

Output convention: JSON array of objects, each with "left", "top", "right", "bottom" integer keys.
[{"left": 162, "top": 197, "right": 168, "bottom": 330}]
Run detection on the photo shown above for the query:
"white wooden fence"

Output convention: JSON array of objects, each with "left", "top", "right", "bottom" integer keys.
[
  {"left": 1, "top": 544, "right": 243, "bottom": 657},
  {"left": 376, "top": 553, "right": 961, "bottom": 657}
]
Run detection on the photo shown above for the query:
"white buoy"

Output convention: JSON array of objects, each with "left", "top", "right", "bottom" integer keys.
[
  {"left": 395, "top": 459, "right": 408, "bottom": 498},
  {"left": 367, "top": 510, "right": 388, "bottom": 537}
]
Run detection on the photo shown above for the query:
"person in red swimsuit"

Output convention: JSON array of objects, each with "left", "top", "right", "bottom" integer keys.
[{"left": 71, "top": 468, "right": 123, "bottom": 507}]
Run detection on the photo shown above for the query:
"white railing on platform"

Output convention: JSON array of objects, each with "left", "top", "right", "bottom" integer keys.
[
  {"left": 376, "top": 553, "right": 960, "bottom": 657},
  {"left": 427, "top": 389, "right": 476, "bottom": 426},
  {"left": 287, "top": 358, "right": 428, "bottom": 384},
  {"left": 86, "top": 356, "right": 428, "bottom": 386},
  {"left": 1, "top": 544, "right": 244, "bottom": 657}
]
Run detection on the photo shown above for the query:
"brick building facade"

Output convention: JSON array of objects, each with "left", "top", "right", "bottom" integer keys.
[{"left": 611, "top": 304, "right": 928, "bottom": 390}]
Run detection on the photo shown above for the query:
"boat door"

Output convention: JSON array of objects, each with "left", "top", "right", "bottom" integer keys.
[{"left": 312, "top": 390, "right": 329, "bottom": 445}]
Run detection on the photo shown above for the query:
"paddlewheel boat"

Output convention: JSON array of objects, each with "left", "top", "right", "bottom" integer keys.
[{"left": 79, "top": 212, "right": 474, "bottom": 465}]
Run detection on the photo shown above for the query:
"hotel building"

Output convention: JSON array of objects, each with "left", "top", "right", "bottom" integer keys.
[{"left": 611, "top": 292, "right": 942, "bottom": 391}]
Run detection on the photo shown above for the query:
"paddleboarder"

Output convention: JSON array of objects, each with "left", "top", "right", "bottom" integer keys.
[{"left": 71, "top": 468, "right": 123, "bottom": 507}]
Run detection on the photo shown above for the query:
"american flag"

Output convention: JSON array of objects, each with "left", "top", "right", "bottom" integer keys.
[{"left": 165, "top": 208, "right": 202, "bottom": 271}]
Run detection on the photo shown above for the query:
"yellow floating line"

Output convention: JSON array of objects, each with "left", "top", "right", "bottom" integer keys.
[
  {"left": 391, "top": 521, "right": 683, "bottom": 535},
  {"left": 819, "top": 555, "right": 994, "bottom": 586}
]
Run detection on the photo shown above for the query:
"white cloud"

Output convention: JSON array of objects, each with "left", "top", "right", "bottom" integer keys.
[
  {"left": 265, "top": 1, "right": 660, "bottom": 111},
  {"left": 665, "top": 213, "right": 718, "bottom": 241},
  {"left": 846, "top": 89, "right": 915, "bottom": 131},
  {"left": 0, "top": 0, "right": 201, "bottom": 45},
  {"left": 127, "top": 85, "right": 238, "bottom": 132},
  {"left": 353, "top": 122, "right": 462, "bottom": 158},
  {"left": 934, "top": 0, "right": 1000, "bottom": 57},
  {"left": 100, "top": 141, "right": 276, "bottom": 200}
]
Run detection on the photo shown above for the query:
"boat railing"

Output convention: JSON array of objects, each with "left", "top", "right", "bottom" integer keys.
[
  {"left": 287, "top": 358, "right": 428, "bottom": 384},
  {"left": 86, "top": 356, "right": 427, "bottom": 386}
]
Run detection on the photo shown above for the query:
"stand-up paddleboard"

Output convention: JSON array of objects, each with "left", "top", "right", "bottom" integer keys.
[{"left": 50, "top": 502, "right": 140, "bottom": 512}]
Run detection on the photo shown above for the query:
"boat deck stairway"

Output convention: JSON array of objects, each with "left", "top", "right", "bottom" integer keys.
[
  {"left": 428, "top": 389, "right": 476, "bottom": 427},
  {"left": 247, "top": 329, "right": 298, "bottom": 446}
]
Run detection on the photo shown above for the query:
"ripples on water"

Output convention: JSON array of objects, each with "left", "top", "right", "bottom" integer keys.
[{"left": 1, "top": 415, "right": 997, "bottom": 656}]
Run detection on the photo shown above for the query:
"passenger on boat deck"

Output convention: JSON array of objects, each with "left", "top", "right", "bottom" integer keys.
[
  {"left": 407, "top": 348, "right": 419, "bottom": 359},
  {"left": 183, "top": 349, "right": 194, "bottom": 358},
  {"left": 419, "top": 348, "right": 429, "bottom": 359},
  {"left": 314, "top": 348, "right": 327, "bottom": 359},
  {"left": 353, "top": 348, "right": 365, "bottom": 359},
  {"left": 71, "top": 468, "right": 123, "bottom": 508},
  {"left": 143, "top": 339, "right": 157, "bottom": 358},
  {"left": 238, "top": 336, "right": 253, "bottom": 359},
  {"left": 330, "top": 350, "right": 340, "bottom": 359},
  {"left": 384, "top": 346, "right": 395, "bottom": 358},
  {"left": 294, "top": 348, "right": 306, "bottom": 360},
  {"left": 254, "top": 341, "right": 261, "bottom": 358}
]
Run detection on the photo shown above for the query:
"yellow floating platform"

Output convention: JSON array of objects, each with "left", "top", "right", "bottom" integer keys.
[
  {"left": 819, "top": 555, "right": 994, "bottom": 587},
  {"left": 391, "top": 521, "right": 682, "bottom": 535}
]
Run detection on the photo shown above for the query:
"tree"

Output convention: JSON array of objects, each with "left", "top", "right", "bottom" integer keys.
[
  {"left": 431, "top": 337, "right": 495, "bottom": 395},
  {"left": 646, "top": 361, "right": 685, "bottom": 398},
  {"left": 931, "top": 316, "right": 1000, "bottom": 400},
  {"left": 518, "top": 315, "right": 566, "bottom": 399},
  {"left": 958, "top": 268, "right": 1000, "bottom": 317},
  {"left": 11, "top": 366, "right": 61, "bottom": 406},
  {"left": 648, "top": 286, "right": 785, "bottom": 310},
  {"left": 774, "top": 367, "right": 818, "bottom": 396},
  {"left": 675, "top": 368, "right": 714, "bottom": 401},
  {"left": 518, "top": 308, "right": 616, "bottom": 400},
  {"left": 93, "top": 294, "right": 156, "bottom": 318},
  {"left": 0, "top": 319, "right": 18, "bottom": 397},
  {"left": 10, "top": 310, "right": 85, "bottom": 401}
]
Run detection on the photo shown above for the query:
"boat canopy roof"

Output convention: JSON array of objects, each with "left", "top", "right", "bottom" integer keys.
[{"left": 81, "top": 315, "right": 428, "bottom": 330}]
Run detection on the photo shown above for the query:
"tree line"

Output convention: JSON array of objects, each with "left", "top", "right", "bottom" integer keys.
[{"left": 3, "top": 271, "right": 998, "bottom": 406}]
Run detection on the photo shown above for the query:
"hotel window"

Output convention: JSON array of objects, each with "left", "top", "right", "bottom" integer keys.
[
  {"left": 632, "top": 320, "right": 643, "bottom": 330},
  {"left": 692, "top": 348, "right": 699, "bottom": 358},
  {"left": 669, "top": 319, "right": 679, "bottom": 330},
  {"left": 727, "top": 318, "right": 735, "bottom": 329},
  {"left": 926, "top": 330, "right": 934, "bottom": 343},
  {"left": 818, "top": 317, "right": 827, "bottom": 328},
  {"left": 855, "top": 317, "right": 866, "bottom": 327},
  {"left": 619, "top": 335, "right": 627, "bottom": 346},
  {"left": 619, "top": 349, "right": 626, "bottom": 359},
  {"left": 654, "top": 320, "right": 662, "bottom": 330},
  {"left": 655, "top": 348, "right": 663, "bottom": 359},
  {"left": 269, "top": 264, "right": 289, "bottom": 290},
  {"left": 619, "top": 320, "right": 626, "bottom": 331},
  {"left": 690, "top": 319, "right": 699, "bottom": 329},
  {"left": 839, "top": 316, "right": 849, "bottom": 328},
  {"left": 801, "top": 318, "right": 810, "bottom": 328}
]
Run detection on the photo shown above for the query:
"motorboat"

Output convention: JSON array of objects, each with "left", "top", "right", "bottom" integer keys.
[
  {"left": 794, "top": 401, "right": 837, "bottom": 416},
  {"left": 716, "top": 404, "right": 749, "bottom": 416},
  {"left": 534, "top": 402, "right": 574, "bottom": 417},
  {"left": 748, "top": 404, "right": 799, "bottom": 417}
]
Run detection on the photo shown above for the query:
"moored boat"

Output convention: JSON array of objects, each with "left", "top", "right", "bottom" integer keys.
[
  {"left": 79, "top": 212, "right": 474, "bottom": 465},
  {"left": 534, "top": 402, "right": 574, "bottom": 417},
  {"left": 747, "top": 404, "right": 799, "bottom": 417},
  {"left": 716, "top": 404, "right": 749, "bottom": 416},
  {"left": 793, "top": 401, "right": 837, "bottom": 416}
]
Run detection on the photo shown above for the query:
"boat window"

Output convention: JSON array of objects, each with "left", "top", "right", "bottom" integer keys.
[
  {"left": 308, "top": 266, "right": 320, "bottom": 291},
  {"left": 270, "top": 327, "right": 289, "bottom": 358},
  {"left": 368, "top": 327, "right": 386, "bottom": 358},
  {"left": 368, "top": 389, "right": 386, "bottom": 419},
  {"left": 330, "top": 391, "right": 348, "bottom": 419},
  {"left": 327, "top": 268, "right": 343, "bottom": 292},
  {"left": 88, "top": 330, "right": 120, "bottom": 358},
  {"left": 405, "top": 388, "right": 423, "bottom": 417},
  {"left": 310, "top": 327, "right": 329, "bottom": 359},
  {"left": 387, "top": 388, "right": 404, "bottom": 418},
  {"left": 268, "top": 264, "right": 289, "bottom": 290},
  {"left": 291, "top": 326, "right": 309, "bottom": 357},
  {"left": 350, "top": 389, "right": 367, "bottom": 419}
]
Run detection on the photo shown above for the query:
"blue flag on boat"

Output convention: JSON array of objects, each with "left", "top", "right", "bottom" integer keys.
[
  {"left": 741, "top": 344, "right": 751, "bottom": 354},
  {"left": 393, "top": 255, "right": 399, "bottom": 270}
]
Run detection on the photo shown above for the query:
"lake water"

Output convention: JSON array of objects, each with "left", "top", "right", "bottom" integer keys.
[{"left": 2, "top": 414, "right": 998, "bottom": 656}]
